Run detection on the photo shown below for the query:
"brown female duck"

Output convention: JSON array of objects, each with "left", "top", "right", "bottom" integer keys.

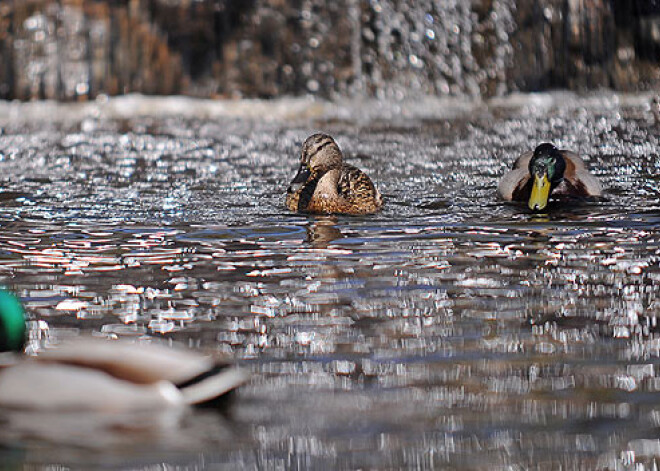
[
  {"left": 497, "top": 143, "right": 603, "bottom": 211},
  {"left": 286, "top": 133, "right": 383, "bottom": 215}
]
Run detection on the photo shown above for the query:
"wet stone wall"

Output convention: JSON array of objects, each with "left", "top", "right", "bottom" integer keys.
[
  {"left": 0, "top": 0, "right": 658, "bottom": 100},
  {"left": 0, "top": 0, "right": 183, "bottom": 100}
]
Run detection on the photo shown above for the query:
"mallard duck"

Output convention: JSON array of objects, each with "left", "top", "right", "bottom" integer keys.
[
  {"left": 0, "top": 291, "right": 247, "bottom": 411},
  {"left": 285, "top": 133, "right": 383, "bottom": 215},
  {"left": 497, "top": 143, "right": 603, "bottom": 211}
]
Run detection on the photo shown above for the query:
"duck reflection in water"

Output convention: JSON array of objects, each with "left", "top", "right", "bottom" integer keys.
[{"left": 307, "top": 216, "right": 344, "bottom": 248}]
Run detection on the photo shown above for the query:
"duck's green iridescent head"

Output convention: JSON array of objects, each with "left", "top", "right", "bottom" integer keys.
[
  {"left": 0, "top": 290, "right": 26, "bottom": 352},
  {"left": 527, "top": 143, "right": 566, "bottom": 211}
]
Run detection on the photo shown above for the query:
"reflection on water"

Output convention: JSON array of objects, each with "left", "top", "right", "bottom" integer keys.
[
  {"left": 0, "top": 407, "right": 249, "bottom": 468},
  {"left": 0, "top": 93, "right": 660, "bottom": 468},
  {"left": 307, "top": 217, "right": 343, "bottom": 247}
]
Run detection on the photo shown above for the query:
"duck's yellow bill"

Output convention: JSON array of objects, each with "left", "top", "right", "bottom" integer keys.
[{"left": 528, "top": 174, "right": 551, "bottom": 211}]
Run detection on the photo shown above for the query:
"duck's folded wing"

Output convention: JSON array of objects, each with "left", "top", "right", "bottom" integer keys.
[
  {"left": 512, "top": 151, "right": 533, "bottom": 170},
  {"left": 37, "top": 339, "right": 220, "bottom": 385},
  {"left": 561, "top": 150, "right": 603, "bottom": 196},
  {"left": 177, "top": 364, "right": 250, "bottom": 405},
  {"left": 497, "top": 167, "right": 530, "bottom": 201},
  {"left": 0, "top": 362, "right": 183, "bottom": 411},
  {"left": 560, "top": 150, "right": 588, "bottom": 170},
  {"left": 498, "top": 151, "right": 532, "bottom": 201},
  {"left": 337, "top": 165, "right": 377, "bottom": 201}
]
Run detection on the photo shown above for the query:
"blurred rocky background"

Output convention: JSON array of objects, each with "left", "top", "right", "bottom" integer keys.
[{"left": 0, "top": 0, "right": 658, "bottom": 100}]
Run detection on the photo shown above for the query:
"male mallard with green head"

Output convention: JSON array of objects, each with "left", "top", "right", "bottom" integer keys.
[
  {"left": 286, "top": 133, "right": 383, "bottom": 215},
  {"left": 0, "top": 290, "right": 247, "bottom": 411},
  {"left": 497, "top": 143, "right": 603, "bottom": 211}
]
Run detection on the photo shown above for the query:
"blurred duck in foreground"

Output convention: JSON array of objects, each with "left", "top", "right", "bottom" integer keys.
[
  {"left": 0, "top": 291, "right": 247, "bottom": 412},
  {"left": 286, "top": 133, "right": 383, "bottom": 215},
  {"left": 497, "top": 143, "right": 603, "bottom": 211}
]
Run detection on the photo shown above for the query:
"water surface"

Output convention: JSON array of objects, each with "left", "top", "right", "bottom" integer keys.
[{"left": 0, "top": 93, "right": 659, "bottom": 469}]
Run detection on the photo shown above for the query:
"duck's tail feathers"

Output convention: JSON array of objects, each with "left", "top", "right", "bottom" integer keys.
[{"left": 177, "top": 364, "right": 249, "bottom": 406}]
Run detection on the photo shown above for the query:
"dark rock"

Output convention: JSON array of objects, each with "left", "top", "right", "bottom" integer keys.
[{"left": 0, "top": 0, "right": 658, "bottom": 100}]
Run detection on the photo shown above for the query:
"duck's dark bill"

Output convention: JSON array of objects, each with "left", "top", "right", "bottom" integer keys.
[{"left": 288, "top": 164, "right": 311, "bottom": 193}]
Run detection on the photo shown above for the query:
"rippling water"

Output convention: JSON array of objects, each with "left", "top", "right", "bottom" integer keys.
[{"left": 0, "top": 93, "right": 659, "bottom": 469}]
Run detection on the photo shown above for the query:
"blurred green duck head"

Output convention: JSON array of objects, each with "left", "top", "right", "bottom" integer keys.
[{"left": 0, "top": 290, "right": 26, "bottom": 353}]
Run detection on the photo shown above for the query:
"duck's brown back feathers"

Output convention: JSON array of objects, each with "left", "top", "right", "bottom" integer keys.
[
  {"left": 554, "top": 151, "right": 602, "bottom": 197},
  {"left": 337, "top": 164, "right": 382, "bottom": 208},
  {"left": 287, "top": 164, "right": 382, "bottom": 215}
]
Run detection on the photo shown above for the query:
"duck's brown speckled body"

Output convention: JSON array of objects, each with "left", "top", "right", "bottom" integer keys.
[{"left": 286, "top": 133, "right": 382, "bottom": 215}]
